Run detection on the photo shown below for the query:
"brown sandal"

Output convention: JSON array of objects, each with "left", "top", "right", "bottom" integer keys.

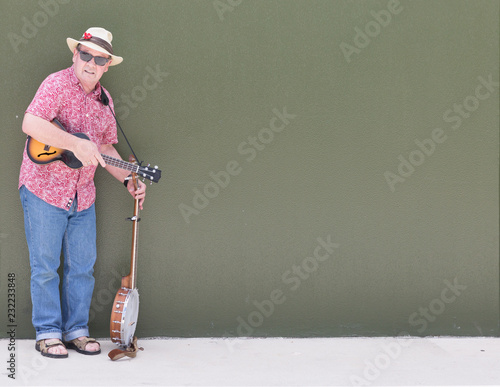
[
  {"left": 64, "top": 337, "right": 101, "bottom": 355},
  {"left": 35, "top": 339, "right": 68, "bottom": 359}
]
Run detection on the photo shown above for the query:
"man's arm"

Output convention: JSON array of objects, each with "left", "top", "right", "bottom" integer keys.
[
  {"left": 100, "top": 144, "right": 147, "bottom": 209},
  {"left": 22, "top": 113, "right": 105, "bottom": 167}
]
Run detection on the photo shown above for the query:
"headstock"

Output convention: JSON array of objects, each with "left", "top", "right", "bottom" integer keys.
[
  {"left": 125, "top": 156, "right": 162, "bottom": 184},
  {"left": 136, "top": 163, "right": 162, "bottom": 183}
]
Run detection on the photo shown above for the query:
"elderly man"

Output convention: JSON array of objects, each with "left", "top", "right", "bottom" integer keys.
[{"left": 19, "top": 27, "right": 146, "bottom": 358}]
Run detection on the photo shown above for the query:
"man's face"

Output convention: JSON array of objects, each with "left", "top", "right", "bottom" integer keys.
[{"left": 72, "top": 45, "right": 111, "bottom": 93}]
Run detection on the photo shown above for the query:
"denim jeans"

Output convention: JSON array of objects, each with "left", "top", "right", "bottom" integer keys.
[{"left": 20, "top": 185, "right": 97, "bottom": 342}]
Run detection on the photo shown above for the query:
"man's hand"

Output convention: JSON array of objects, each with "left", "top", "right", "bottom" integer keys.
[
  {"left": 125, "top": 178, "right": 146, "bottom": 210},
  {"left": 73, "top": 137, "right": 106, "bottom": 167}
]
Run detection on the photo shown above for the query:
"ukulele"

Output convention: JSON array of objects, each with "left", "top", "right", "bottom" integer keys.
[
  {"left": 26, "top": 119, "right": 161, "bottom": 183},
  {"left": 109, "top": 164, "right": 143, "bottom": 359}
]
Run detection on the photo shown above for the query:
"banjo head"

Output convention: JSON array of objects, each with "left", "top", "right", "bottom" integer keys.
[{"left": 110, "top": 288, "right": 139, "bottom": 347}]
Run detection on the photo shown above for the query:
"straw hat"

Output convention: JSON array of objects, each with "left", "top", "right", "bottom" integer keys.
[{"left": 67, "top": 27, "right": 123, "bottom": 66}]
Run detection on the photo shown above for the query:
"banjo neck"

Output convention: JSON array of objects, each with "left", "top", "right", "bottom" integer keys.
[{"left": 122, "top": 171, "right": 140, "bottom": 290}]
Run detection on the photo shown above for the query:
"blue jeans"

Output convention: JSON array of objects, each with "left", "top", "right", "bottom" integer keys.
[{"left": 20, "top": 186, "right": 97, "bottom": 342}]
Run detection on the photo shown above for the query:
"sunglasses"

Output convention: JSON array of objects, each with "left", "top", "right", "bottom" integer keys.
[{"left": 77, "top": 49, "right": 111, "bottom": 66}]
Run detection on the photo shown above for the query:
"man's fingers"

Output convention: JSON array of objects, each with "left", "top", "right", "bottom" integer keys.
[
  {"left": 85, "top": 154, "right": 105, "bottom": 167},
  {"left": 129, "top": 181, "right": 146, "bottom": 209},
  {"left": 96, "top": 153, "right": 106, "bottom": 168}
]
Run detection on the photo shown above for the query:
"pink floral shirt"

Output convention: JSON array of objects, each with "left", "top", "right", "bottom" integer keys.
[{"left": 19, "top": 66, "right": 118, "bottom": 211}]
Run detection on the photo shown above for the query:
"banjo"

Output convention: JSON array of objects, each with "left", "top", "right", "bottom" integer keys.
[{"left": 108, "top": 165, "right": 144, "bottom": 360}]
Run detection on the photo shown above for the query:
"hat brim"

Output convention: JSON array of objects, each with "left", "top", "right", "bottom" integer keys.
[{"left": 67, "top": 38, "right": 123, "bottom": 66}]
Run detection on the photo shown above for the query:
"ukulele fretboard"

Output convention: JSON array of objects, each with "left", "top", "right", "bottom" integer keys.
[{"left": 102, "top": 154, "right": 139, "bottom": 173}]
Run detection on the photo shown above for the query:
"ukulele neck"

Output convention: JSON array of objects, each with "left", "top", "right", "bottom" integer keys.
[{"left": 102, "top": 154, "right": 139, "bottom": 174}]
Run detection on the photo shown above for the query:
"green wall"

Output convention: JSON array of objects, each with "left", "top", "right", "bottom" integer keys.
[{"left": 0, "top": 0, "right": 498, "bottom": 339}]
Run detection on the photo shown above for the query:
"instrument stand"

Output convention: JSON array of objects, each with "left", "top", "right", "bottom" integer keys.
[{"left": 108, "top": 336, "right": 144, "bottom": 361}]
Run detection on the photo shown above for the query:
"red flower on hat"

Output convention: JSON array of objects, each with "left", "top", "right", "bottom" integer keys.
[{"left": 83, "top": 32, "right": 92, "bottom": 40}]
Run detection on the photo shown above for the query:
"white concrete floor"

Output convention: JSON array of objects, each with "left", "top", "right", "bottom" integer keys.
[{"left": 1, "top": 337, "right": 499, "bottom": 386}]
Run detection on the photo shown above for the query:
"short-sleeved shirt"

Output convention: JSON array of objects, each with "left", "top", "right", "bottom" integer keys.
[{"left": 18, "top": 66, "right": 118, "bottom": 211}]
